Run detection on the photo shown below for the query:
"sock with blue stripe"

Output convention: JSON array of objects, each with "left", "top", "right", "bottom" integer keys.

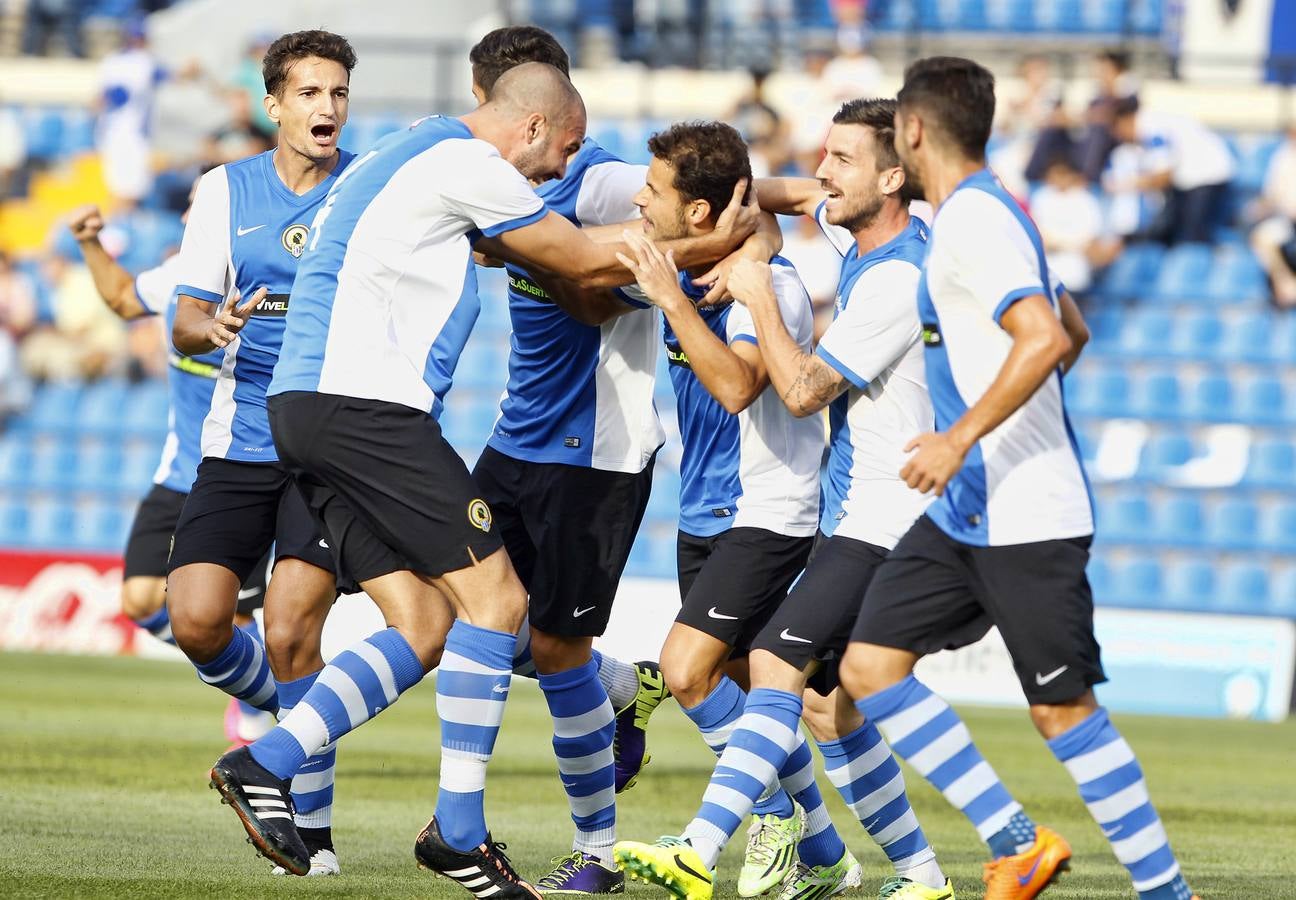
[
  {"left": 132, "top": 605, "right": 176, "bottom": 646},
  {"left": 236, "top": 618, "right": 267, "bottom": 721},
  {"left": 434, "top": 620, "right": 515, "bottom": 852},
  {"left": 249, "top": 627, "right": 423, "bottom": 779},
  {"left": 1050, "top": 708, "right": 1191, "bottom": 900},
  {"left": 818, "top": 720, "right": 944, "bottom": 886},
  {"left": 681, "top": 676, "right": 795, "bottom": 818},
  {"left": 539, "top": 658, "right": 616, "bottom": 862},
  {"left": 277, "top": 671, "right": 337, "bottom": 830},
  {"left": 193, "top": 625, "right": 278, "bottom": 714},
  {"left": 858, "top": 675, "right": 1029, "bottom": 856},
  {"left": 683, "top": 688, "right": 845, "bottom": 870},
  {"left": 511, "top": 618, "right": 537, "bottom": 678}
]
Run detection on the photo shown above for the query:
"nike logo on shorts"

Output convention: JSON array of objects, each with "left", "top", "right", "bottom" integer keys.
[
  {"left": 707, "top": 607, "right": 738, "bottom": 620},
  {"left": 318, "top": 539, "right": 329, "bottom": 549},
  {"left": 1035, "top": 665, "right": 1069, "bottom": 686},
  {"left": 237, "top": 586, "right": 260, "bottom": 600},
  {"left": 237, "top": 224, "right": 267, "bottom": 236},
  {"left": 780, "top": 628, "right": 812, "bottom": 644},
  {"left": 572, "top": 606, "right": 596, "bottom": 618}
]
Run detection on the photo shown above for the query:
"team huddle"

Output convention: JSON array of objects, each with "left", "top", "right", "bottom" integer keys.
[{"left": 73, "top": 24, "right": 1201, "bottom": 900}]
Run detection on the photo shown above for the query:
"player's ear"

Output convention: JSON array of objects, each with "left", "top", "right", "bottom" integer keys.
[
  {"left": 880, "top": 165, "right": 904, "bottom": 197},
  {"left": 264, "top": 93, "right": 280, "bottom": 127},
  {"left": 525, "top": 113, "right": 545, "bottom": 145},
  {"left": 688, "top": 198, "right": 711, "bottom": 227}
]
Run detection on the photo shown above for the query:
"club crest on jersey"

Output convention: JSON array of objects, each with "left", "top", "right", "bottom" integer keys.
[
  {"left": 467, "top": 498, "right": 492, "bottom": 532},
  {"left": 282, "top": 224, "right": 310, "bottom": 258}
]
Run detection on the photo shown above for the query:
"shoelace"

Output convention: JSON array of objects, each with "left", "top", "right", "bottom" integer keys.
[
  {"left": 536, "top": 852, "right": 586, "bottom": 887},
  {"left": 485, "top": 839, "right": 523, "bottom": 882},
  {"left": 878, "top": 876, "right": 912, "bottom": 898},
  {"left": 744, "top": 817, "right": 784, "bottom": 866}
]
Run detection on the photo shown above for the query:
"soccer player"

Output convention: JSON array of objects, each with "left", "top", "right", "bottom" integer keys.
[
  {"left": 166, "top": 30, "right": 359, "bottom": 877},
  {"left": 613, "top": 103, "right": 954, "bottom": 900},
  {"left": 213, "top": 62, "right": 759, "bottom": 898},
  {"left": 842, "top": 57, "right": 1196, "bottom": 900},
  {"left": 68, "top": 197, "right": 274, "bottom": 750}
]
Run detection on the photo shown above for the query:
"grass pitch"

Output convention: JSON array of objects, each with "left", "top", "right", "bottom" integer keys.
[{"left": 1, "top": 651, "right": 1293, "bottom": 899}]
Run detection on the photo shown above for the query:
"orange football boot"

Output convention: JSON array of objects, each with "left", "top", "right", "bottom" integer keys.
[{"left": 982, "top": 825, "right": 1072, "bottom": 899}]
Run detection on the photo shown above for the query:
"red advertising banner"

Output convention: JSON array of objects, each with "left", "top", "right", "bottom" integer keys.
[{"left": 0, "top": 550, "right": 140, "bottom": 655}]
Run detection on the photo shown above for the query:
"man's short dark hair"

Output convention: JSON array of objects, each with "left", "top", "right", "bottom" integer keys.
[
  {"left": 896, "top": 56, "right": 996, "bottom": 160},
  {"left": 470, "top": 26, "right": 570, "bottom": 96},
  {"left": 833, "top": 97, "right": 902, "bottom": 170},
  {"left": 1098, "top": 48, "right": 1131, "bottom": 72},
  {"left": 262, "top": 30, "right": 356, "bottom": 98},
  {"left": 647, "top": 121, "right": 752, "bottom": 223}
]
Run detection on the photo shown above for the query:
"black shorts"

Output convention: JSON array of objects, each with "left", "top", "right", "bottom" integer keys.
[
  {"left": 167, "top": 458, "right": 338, "bottom": 588},
  {"left": 126, "top": 484, "right": 270, "bottom": 614},
  {"left": 750, "top": 532, "right": 887, "bottom": 695},
  {"left": 676, "top": 527, "right": 813, "bottom": 653},
  {"left": 472, "top": 446, "right": 653, "bottom": 637},
  {"left": 268, "top": 391, "right": 501, "bottom": 583},
  {"left": 852, "top": 514, "right": 1106, "bottom": 705}
]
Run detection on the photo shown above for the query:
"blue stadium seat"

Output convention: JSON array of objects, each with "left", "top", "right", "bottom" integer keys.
[
  {"left": 1101, "top": 494, "right": 1152, "bottom": 544},
  {"left": 1216, "top": 562, "right": 1270, "bottom": 615},
  {"left": 27, "top": 438, "right": 77, "bottom": 491},
  {"left": 1095, "top": 243, "right": 1162, "bottom": 301},
  {"left": 1243, "top": 439, "right": 1296, "bottom": 489},
  {"left": 26, "top": 498, "right": 76, "bottom": 548},
  {"left": 0, "top": 499, "right": 27, "bottom": 546},
  {"left": 0, "top": 435, "right": 33, "bottom": 489},
  {"left": 1205, "top": 246, "right": 1269, "bottom": 305},
  {"left": 1136, "top": 432, "right": 1192, "bottom": 481},
  {"left": 1265, "top": 569, "right": 1296, "bottom": 618},
  {"left": 1156, "top": 495, "right": 1205, "bottom": 548},
  {"left": 1150, "top": 244, "right": 1212, "bottom": 303},
  {"left": 122, "top": 381, "right": 170, "bottom": 438},
  {"left": 1187, "top": 374, "right": 1233, "bottom": 422},
  {"left": 1206, "top": 498, "right": 1259, "bottom": 551},
  {"left": 1230, "top": 134, "right": 1282, "bottom": 193},
  {"left": 1066, "top": 365, "right": 1129, "bottom": 418},
  {"left": 1164, "top": 559, "right": 1216, "bottom": 612},
  {"left": 1170, "top": 310, "right": 1223, "bottom": 360},
  {"left": 1087, "top": 556, "right": 1113, "bottom": 600},
  {"left": 25, "top": 382, "right": 82, "bottom": 432},
  {"left": 77, "top": 379, "right": 131, "bottom": 436},
  {"left": 1218, "top": 312, "right": 1277, "bottom": 364},
  {"left": 1132, "top": 372, "right": 1182, "bottom": 420},
  {"left": 1112, "top": 558, "right": 1163, "bottom": 609},
  {"left": 1119, "top": 309, "right": 1173, "bottom": 358},
  {"left": 1239, "top": 375, "right": 1288, "bottom": 427},
  {"left": 1259, "top": 502, "right": 1296, "bottom": 554},
  {"left": 119, "top": 441, "right": 161, "bottom": 493}
]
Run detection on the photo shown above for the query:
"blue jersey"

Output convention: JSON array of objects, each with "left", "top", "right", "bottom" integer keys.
[
  {"left": 133, "top": 254, "right": 222, "bottom": 493},
  {"left": 662, "top": 258, "right": 821, "bottom": 539},
  {"left": 488, "top": 139, "right": 663, "bottom": 474},
  {"left": 173, "top": 148, "right": 355, "bottom": 462},
  {"left": 271, "top": 117, "right": 548, "bottom": 416}
]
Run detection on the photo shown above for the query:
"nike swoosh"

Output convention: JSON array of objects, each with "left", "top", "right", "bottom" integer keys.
[
  {"left": 779, "top": 628, "right": 812, "bottom": 644},
  {"left": 572, "top": 606, "right": 596, "bottom": 618},
  {"left": 1018, "top": 855, "right": 1043, "bottom": 886},
  {"left": 237, "top": 586, "right": 260, "bottom": 600},
  {"left": 707, "top": 607, "right": 739, "bottom": 620},
  {"left": 1035, "top": 665, "right": 1069, "bottom": 686},
  {"left": 318, "top": 539, "right": 329, "bottom": 549},
  {"left": 237, "top": 224, "right": 267, "bottom": 236},
  {"left": 1101, "top": 825, "right": 1121, "bottom": 838},
  {"left": 492, "top": 684, "right": 509, "bottom": 694},
  {"left": 673, "top": 854, "right": 711, "bottom": 883}
]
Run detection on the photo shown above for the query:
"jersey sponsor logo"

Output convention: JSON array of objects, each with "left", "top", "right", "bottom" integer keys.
[
  {"left": 168, "top": 353, "right": 220, "bottom": 380},
  {"left": 507, "top": 273, "right": 550, "bottom": 300},
  {"left": 237, "top": 224, "right": 267, "bottom": 236},
  {"left": 281, "top": 224, "right": 310, "bottom": 258},
  {"left": 251, "top": 293, "right": 291, "bottom": 317},
  {"left": 467, "top": 498, "right": 493, "bottom": 533},
  {"left": 921, "top": 323, "right": 943, "bottom": 346},
  {"left": 665, "top": 341, "right": 691, "bottom": 369}
]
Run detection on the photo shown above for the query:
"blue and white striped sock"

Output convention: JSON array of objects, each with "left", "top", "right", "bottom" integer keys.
[
  {"left": 858, "top": 676, "right": 1028, "bottom": 853},
  {"left": 511, "top": 619, "right": 537, "bottom": 678},
  {"left": 539, "top": 658, "right": 616, "bottom": 862},
  {"left": 132, "top": 605, "right": 176, "bottom": 646},
  {"left": 683, "top": 688, "right": 845, "bottom": 870},
  {"left": 1050, "top": 708, "right": 1191, "bottom": 899},
  {"left": 435, "top": 620, "right": 515, "bottom": 852},
  {"left": 680, "top": 676, "right": 795, "bottom": 819},
  {"left": 193, "top": 625, "right": 278, "bottom": 714},
  {"left": 818, "top": 720, "right": 942, "bottom": 884},
  {"left": 277, "top": 671, "right": 337, "bottom": 830},
  {"left": 236, "top": 618, "right": 267, "bottom": 721},
  {"left": 249, "top": 628, "right": 423, "bottom": 779}
]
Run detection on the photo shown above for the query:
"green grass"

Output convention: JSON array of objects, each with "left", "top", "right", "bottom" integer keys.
[{"left": 0, "top": 652, "right": 1293, "bottom": 899}]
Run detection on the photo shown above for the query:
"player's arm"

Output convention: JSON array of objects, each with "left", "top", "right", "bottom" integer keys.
[
  {"left": 523, "top": 268, "right": 642, "bottom": 326},
  {"left": 1057, "top": 285, "right": 1089, "bottom": 374},
  {"left": 619, "top": 232, "right": 766, "bottom": 414},
  {"left": 902, "top": 295, "right": 1072, "bottom": 496},
  {"left": 728, "top": 258, "right": 845, "bottom": 417},
  {"left": 753, "top": 176, "right": 826, "bottom": 218},
  {"left": 68, "top": 206, "right": 150, "bottom": 320}
]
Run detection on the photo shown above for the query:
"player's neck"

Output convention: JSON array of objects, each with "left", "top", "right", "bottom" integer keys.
[
  {"left": 851, "top": 201, "right": 910, "bottom": 257},
  {"left": 922, "top": 155, "right": 986, "bottom": 209},
  {"left": 271, "top": 145, "right": 341, "bottom": 196}
]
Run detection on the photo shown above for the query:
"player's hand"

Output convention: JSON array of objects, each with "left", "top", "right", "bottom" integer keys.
[
  {"left": 900, "top": 431, "right": 969, "bottom": 496},
  {"left": 207, "top": 287, "right": 265, "bottom": 349},
  {"left": 68, "top": 205, "right": 105, "bottom": 242},
  {"left": 725, "top": 258, "right": 776, "bottom": 309},
  {"left": 710, "top": 178, "right": 759, "bottom": 247},
  {"left": 616, "top": 230, "right": 688, "bottom": 311}
]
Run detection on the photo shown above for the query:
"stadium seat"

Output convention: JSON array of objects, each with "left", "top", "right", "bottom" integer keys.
[
  {"left": 1171, "top": 310, "right": 1223, "bottom": 360},
  {"left": 1205, "top": 246, "right": 1269, "bottom": 305},
  {"left": 1239, "top": 375, "right": 1288, "bottom": 427},
  {"left": 1231, "top": 134, "right": 1282, "bottom": 193},
  {"left": 1087, "top": 556, "right": 1114, "bottom": 600},
  {"left": 0, "top": 499, "right": 27, "bottom": 546},
  {"left": 1259, "top": 502, "right": 1296, "bottom": 554},
  {"left": 1095, "top": 243, "right": 1162, "bottom": 301},
  {"left": 1112, "top": 558, "right": 1163, "bottom": 609},
  {"left": 1216, "top": 562, "right": 1270, "bottom": 615},
  {"left": 77, "top": 379, "right": 131, "bottom": 436},
  {"left": 25, "top": 498, "right": 76, "bottom": 548},
  {"left": 122, "top": 381, "right": 170, "bottom": 438},
  {"left": 1150, "top": 244, "right": 1212, "bottom": 303},
  {"left": 1119, "top": 309, "right": 1173, "bottom": 358},
  {"left": 1243, "top": 439, "right": 1296, "bottom": 489},
  {"left": 1187, "top": 374, "right": 1233, "bottom": 423},
  {"left": 1101, "top": 493, "right": 1152, "bottom": 544},
  {"left": 27, "top": 437, "right": 77, "bottom": 491},
  {"left": 1136, "top": 432, "right": 1193, "bottom": 481},
  {"left": 1218, "top": 312, "right": 1277, "bottom": 364},
  {"left": 1065, "top": 365, "right": 1129, "bottom": 418},
  {"left": 120, "top": 441, "right": 161, "bottom": 493},
  {"left": 1156, "top": 495, "right": 1206, "bottom": 548},
  {"left": 1132, "top": 372, "right": 1182, "bottom": 420},
  {"left": 1265, "top": 569, "right": 1296, "bottom": 618},
  {"left": 0, "top": 435, "right": 33, "bottom": 489},
  {"left": 74, "top": 438, "right": 124, "bottom": 492},
  {"left": 1205, "top": 498, "right": 1259, "bottom": 551},
  {"left": 1163, "top": 559, "right": 1216, "bottom": 612},
  {"left": 25, "top": 382, "right": 82, "bottom": 432}
]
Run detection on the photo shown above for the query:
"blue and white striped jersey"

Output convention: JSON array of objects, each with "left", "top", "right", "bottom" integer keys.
[
  {"left": 488, "top": 139, "right": 663, "bottom": 474},
  {"left": 270, "top": 116, "right": 546, "bottom": 417},
  {"left": 173, "top": 148, "right": 355, "bottom": 462}
]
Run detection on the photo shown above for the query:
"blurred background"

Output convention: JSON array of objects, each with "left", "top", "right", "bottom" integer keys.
[{"left": 0, "top": 0, "right": 1293, "bottom": 719}]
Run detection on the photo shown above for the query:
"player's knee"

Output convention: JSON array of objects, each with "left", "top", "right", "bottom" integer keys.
[
  {"left": 167, "top": 604, "right": 231, "bottom": 662},
  {"left": 838, "top": 643, "right": 900, "bottom": 701},
  {"left": 528, "top": 629, "right": 591, "bottom": 675},
  {"left": 1028, "top": 692, "right": 1098, "bottom": 739},
  {"left": 120, "top": 577, "right": 165, "bottom": 621},
  {"left": 799, "top": 698, "right": 839, "bottom": 743},
  {"left": 660, "top": 649, "right": 719, "bottom": 709}
]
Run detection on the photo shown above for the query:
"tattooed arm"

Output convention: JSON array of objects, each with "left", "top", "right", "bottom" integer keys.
[{"left": 729, "top": 258, "right": 849, "bottom": 417}]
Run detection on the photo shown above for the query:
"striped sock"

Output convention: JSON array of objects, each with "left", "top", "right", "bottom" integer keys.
[
  {"left": 684, "top": 688, "right": 845, "bottom": 869},
  {"left": 277, "top": 671, "right": 337, "bottom": 830},
  {"left": 249, "top": 628, "right": 423, "bottom": 779},
  {"left": 434, "top": 620, "right": 515, "bottom": 852},
  {"left": 193, "top": 625, "right": 278, "bottom": 714},
  {"left": 590, "top": 649, "right": 640, "bottom": 711},
  {"left": 858, "top": 676, "right": 1027, "bottom": 852},
  {"left": 539, "top": 659, "right": 617, "bottom": 862},
  {"left": 818, "top": 720, "right": 943, "bottom": 885},
  {"left": 1049, "top": 708, "right": 1191, "bottom": 899},
  {"left": 511, "top": 618, "right": 537, "bottom": 678},
  {"left": 132, "top": 605, "right": 176, "bottom": 646},
  {"left": 236, "top": 618, "right": 267, "bottom": 721},
  {"left": 680, "top": 676, "right": 795, "bottom": 818}
]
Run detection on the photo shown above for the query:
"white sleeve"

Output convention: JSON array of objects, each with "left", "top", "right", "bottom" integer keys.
[
  {"left": 813, "top": 200, "right": 854, "bottom": 257},
  {"left": 174, "top": 167, "right": 231, "bottom": 303},
  {"left": 815, "top": 259, "right": 920, "bottom": 388},
  {"left": 575, "top": 162, "right": 648, "bottom": 226},
  {"left": 725, "top": 300, "right": 757, "bottom": 346},
  {"left": 134, "top": 252, "right": 185, "bottom": 315},
  {"left": 944, "top": 191, "right": 1049, "bottom": 324},
  {"left": 437, "top": 140, "right": 546, "bottom": 237}
]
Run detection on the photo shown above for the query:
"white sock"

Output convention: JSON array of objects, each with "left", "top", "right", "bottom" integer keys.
[
  {"left": 593, "top": 651, "right": 640, "bottom": 710},
  {"left": 900, "top": 857, "right": 946, "bottom": 890}
]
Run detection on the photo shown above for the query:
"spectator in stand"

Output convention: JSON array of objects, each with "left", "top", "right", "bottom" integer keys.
[
  {"left": 1109, "top": 96, "right": 1235, "bottom": 245},
  {"left": 0, "top": 105, "right": 29, "bottom": 199},
  {"left": 729, "top": 67, "right": 791, "bottom": 177},
  {"left": 1032, "top": 156, "right": 1110, "bottom": 295},
  {"left": 19, "top": 255, "right": 127, "bottom": 381},
  {"left": 991, "top": 54, "right": 1065, "bottom": 198},
  {"left": 778, "top": 215, "right": 839, "bottom": 339},
  {"left": 95, "top": 19, "right": 165, "bottom": 205},
  {"left": 0, "top": 252, "right": 37, "bottom": 419},
  {"left": 1249, "top": 126, "right": 1296, "bottom": 307},
  {"left": 230, "top": 34, "right": 277, "bottom": 142},
  {"left": 20, "top": 0, "right": 88, "bottom": 58},
  {"left": 1075, "top": 48, "right": 1139, "bottom": 183}
]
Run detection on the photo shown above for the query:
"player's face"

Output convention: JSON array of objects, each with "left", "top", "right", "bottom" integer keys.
[
  {"left": 510, "top": 110, "right": 586, "bottom": 185},
  {"left": 816, "top": 123, "right": 890, "bottom": 232},
  {"left": 266, "top": 56, "right": 350, "bottom": 163},
  {"left": 633, "top": 157, "right": 693, "bottom": 241}
]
